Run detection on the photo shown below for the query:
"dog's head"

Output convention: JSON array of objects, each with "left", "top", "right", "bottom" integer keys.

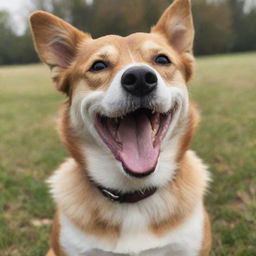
[{"left": 30, "top": 0, "right": 198, "bottom": 192}]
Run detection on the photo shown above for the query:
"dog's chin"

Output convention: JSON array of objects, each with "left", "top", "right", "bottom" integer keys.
[{"left": 94, "top": 104, "right": 178, "bottom": 178}]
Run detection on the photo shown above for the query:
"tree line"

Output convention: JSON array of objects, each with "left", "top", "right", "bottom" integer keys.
[{"left": 0, "top": 0, "right": 256, "bottom": 65}]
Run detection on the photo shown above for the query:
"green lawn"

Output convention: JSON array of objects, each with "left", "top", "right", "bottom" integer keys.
[{"left": 0, "top": 53, "right": 256, "bottom": 256}]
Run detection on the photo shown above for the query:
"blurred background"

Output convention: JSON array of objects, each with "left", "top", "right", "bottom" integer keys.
[
  {"left": 0, "top": 0, "right": 256, "bottom": 65},
  {"left": 0, "top": 1, "right": 256, "bottom": 256}
]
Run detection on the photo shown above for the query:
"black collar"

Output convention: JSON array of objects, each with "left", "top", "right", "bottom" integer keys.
[{"left": 96, "top": 184, "right": 157, "bottom": 203}]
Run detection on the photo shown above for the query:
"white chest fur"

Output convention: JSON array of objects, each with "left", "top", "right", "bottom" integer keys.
[{"left": 60, "top": 203, "right": 204, "bottom": 256}]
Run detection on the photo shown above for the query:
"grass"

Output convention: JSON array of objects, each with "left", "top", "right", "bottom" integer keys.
[{"left": 0, "top": 53, "right": 256, "bottom": 255}]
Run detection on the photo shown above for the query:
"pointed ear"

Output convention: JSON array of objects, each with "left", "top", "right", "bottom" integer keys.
[
  {"left": 30, "top": 11, "right": 90, "bottom": 68},
  {"left": 151, "top": 0, "right": 194, "bottom": 53},
  {"left": 30, "top": 11, "right": 91, "bottom": 93}
]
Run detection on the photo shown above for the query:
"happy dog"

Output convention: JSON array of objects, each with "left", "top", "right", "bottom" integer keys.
[{"left": 30, "top": 0, "right": 211, "bottom": 255}]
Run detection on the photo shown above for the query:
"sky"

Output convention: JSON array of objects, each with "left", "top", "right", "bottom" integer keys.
[{"left": 0, "top": 0, "right": 32, "bottom": 34}]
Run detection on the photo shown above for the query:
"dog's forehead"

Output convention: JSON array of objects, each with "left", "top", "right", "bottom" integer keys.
[
  {"left": 79, "top": 32, "right": 169, "bottom": 57},
  {"left": 125, "top": 32, "right": 167, "bottom": 47}
]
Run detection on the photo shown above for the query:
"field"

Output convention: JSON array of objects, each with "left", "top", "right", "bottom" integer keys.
[{"left": 0, "top": 53, "right": 256, "bottom": 256}]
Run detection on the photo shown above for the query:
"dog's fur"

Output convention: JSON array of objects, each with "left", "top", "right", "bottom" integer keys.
[{"left": 30, "top": 0, "right": 211, "bottom": 255}]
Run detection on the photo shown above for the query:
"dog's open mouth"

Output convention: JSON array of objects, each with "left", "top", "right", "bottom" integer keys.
[{"left": 95, "top": 106, "right": 176, "bottom": 176}]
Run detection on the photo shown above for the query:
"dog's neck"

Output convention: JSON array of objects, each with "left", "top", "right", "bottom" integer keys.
[
  {"left": 94, "top": 182, "right": 157, "bottom": 203},
  {"left": 48, "top": 150, "right": 209, "bottom": 242}
]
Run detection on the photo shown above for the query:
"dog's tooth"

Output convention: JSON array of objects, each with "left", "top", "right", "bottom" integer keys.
[
  {"left": 115, "top": 130, "right": 119, "bottom": 141},
  {"left": 116, "top": 131, "right": 122, "bottom": 143},
  {"left": 173, "top": 103, "right": 178, "bottom": 112},
  {"left": 107, "top": 120, "right": 116, "bottom": 139},
  {"left": 152, "top": 128, "right": 157, "bottom": 140},
  {"left": 151, "top": 113, "right": 161, "bottom": 141},
  {"left": 152, "top": 113, "right": 160, "bottom": 130},
  {"left": 139, "top": 189, "right": 145, "bottom": 195}
]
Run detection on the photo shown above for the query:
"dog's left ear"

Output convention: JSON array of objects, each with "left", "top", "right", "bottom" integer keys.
[{"left": 151, "top": 0, "right": 194, "bottom": 53}]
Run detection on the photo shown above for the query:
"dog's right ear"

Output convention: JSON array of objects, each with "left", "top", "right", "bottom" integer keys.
[{"left": 30, "top": 11, "right": 91, "bottom": 93}]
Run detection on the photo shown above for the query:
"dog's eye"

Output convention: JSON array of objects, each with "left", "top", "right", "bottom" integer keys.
[
  {"left": 90, "top": 61, "right": 108, "bottom": 72},
  {"left": 154, "top": 55, "right": 171, "bottom": 65}
]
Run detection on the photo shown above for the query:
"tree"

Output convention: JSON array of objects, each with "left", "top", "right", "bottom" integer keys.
[
  {"left": 193, "top": 0, "right": 235, "bottom": 55},
  {"left": 227, "top": 0, "right": 256, "bottom": 51},
  {"left": 0, "top": 11, "right": 17, "bottom": 64}
]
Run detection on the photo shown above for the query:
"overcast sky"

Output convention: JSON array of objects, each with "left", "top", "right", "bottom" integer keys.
[
  {"left": 0, "top": 0, "right": 31, "bottom": 11},
  {"left": 0, "top": 0, "right": 32, "bottom": 34}
]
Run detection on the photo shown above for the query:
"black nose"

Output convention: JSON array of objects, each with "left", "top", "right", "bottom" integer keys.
[{"left": 121, "top": 67, "right": 158, "bottom": 96}]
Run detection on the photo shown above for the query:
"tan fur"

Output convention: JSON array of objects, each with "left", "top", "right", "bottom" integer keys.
[
  {"left": 46, "top": 249, "right": 56, "bottom": 256},
  {"left": 30, "top": 17, "right": 193, "bottom": 96},
  {"left": 57, "top": 103, "right": 86, "bottom": 166},
  {"left": 49, "top": 211, "right": 68, "bottom": 256},
  {"left": 29, "top": 1, "right": 211, "bottom": 255},
  {"left": 200, "top": 210, "right": 212, "bottom": 256},
  {"left": 151, "top": 149, "right": 210, "bottom": 236},
  {"left": 47, "top": 159, "right": 120, "bottom": 243},
  {"left": 176, "top": 101, "right": 201, "bottom": 163},
  {"left": 30, "top": 11, "right": 90, "bottom": 93},
  {"left": 151, "top": 0, "right": 194, "bottom": 53},
  {"left": 47, "top": 150, "right": 211, "bottom": 254}
]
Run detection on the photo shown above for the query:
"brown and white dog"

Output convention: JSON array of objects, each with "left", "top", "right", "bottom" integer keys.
[{"left": 30, "top": 0, "right": 211, "bottom": 255}]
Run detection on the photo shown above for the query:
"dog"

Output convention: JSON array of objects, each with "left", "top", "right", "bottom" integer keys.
[{"left": 30, "top": 0, "right": 211, "bottom": 255}]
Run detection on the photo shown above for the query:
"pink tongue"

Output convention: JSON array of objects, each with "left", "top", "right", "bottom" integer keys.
[{"left": 118, "top": 112, "right": 159, "bottom": 174}]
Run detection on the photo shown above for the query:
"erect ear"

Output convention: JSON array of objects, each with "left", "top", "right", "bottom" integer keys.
[
  {"left": 29, "top": 11, "right": 91, "bottom": 93},
  {"left": 151, "top": 0, "right": 194, "bottom": 53}
]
